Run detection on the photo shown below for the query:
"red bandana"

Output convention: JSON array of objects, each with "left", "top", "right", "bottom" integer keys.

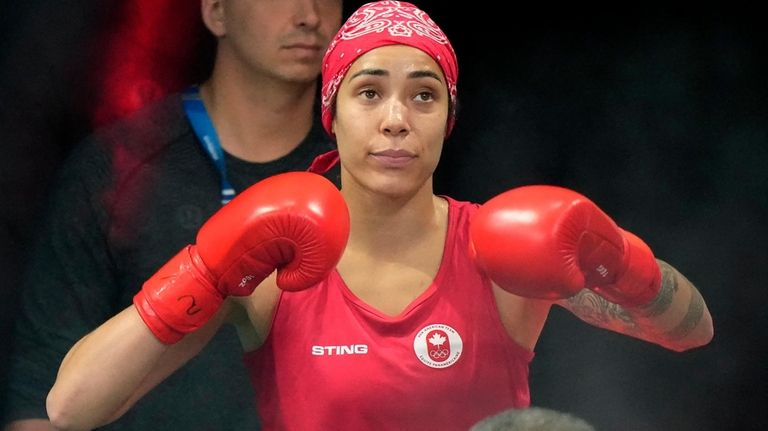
[{"left": 320, "top": 1, "right": 458, "bottom": 138}]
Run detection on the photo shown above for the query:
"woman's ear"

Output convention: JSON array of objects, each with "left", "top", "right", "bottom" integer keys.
[{"left": 201, "top": 0, "right": 226, "bottom": 37}]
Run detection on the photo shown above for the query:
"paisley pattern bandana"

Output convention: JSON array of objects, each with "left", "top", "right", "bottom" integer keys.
[{"left": 320, "top": 1, "right": 458, "bottom": 138}]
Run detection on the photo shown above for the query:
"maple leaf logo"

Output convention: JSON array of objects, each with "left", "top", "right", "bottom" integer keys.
[
  {"left": 428, "top": 332, "right": 446, "bottom": 348},
  {"left": 414, "top": 324, "right": 462, "bottom": 368}
]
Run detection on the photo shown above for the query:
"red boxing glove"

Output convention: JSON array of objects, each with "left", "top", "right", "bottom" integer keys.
[
  {"left": 469, "top": 185, "right": 660, "bottom": 308},
  {"left": 134, "top": 172, "right": 350, "bottom": 344}
]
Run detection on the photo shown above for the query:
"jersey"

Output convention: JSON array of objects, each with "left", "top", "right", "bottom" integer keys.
[
  {"left": 244, "top": 197, "right": 534, "bottom": 431},
  {"left": 3, "top": 93, "right": 336, "bottom": 429}
]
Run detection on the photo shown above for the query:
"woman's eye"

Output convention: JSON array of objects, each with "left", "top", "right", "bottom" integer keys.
[
  {"left": 361, "top": 90, "right": 377, "bottom": 99},
  {"left": 416, "top": 91, "right": 434, "bottom": 102}
]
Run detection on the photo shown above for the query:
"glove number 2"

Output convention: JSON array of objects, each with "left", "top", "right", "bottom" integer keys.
[{"left": 178, "top": 295, "right": 202, "bottom": 316}]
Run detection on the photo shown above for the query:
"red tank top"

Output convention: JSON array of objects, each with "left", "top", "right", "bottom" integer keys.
[{"left": 243, "top": 197, "right": 534, "bottom": 431}]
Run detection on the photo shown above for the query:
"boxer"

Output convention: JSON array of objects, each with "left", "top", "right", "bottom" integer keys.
[{"left": 48, "top": 3, "right": 712, "bottom": 430}]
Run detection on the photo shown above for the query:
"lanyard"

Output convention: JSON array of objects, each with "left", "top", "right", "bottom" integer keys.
[{"left": 182, "top": 86, "right": 235, "bottom": 205}]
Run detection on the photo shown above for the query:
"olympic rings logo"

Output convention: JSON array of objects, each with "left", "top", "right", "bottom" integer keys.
[{"left": 429, "top": 348, "right": 450, "bottom": 359}]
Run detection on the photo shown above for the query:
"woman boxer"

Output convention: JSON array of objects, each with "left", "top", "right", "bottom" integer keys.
[{"left": 47, "top": 2, "right": 713, "bottom": 430}]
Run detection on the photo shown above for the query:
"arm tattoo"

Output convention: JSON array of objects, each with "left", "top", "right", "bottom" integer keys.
[
  {"left": 648, "top": 260, "right": 706, "bottom": 341},
  {"left": 565, "top": 259, "right": 708, "bottom": 346},
  {"left": 665, "top": 287, "right": 705, "bottom": 341},
  {"left": 566, "top": 290, "right": 637, "bottom": 332},
  {"left": 639, "top": 259, "right": 678, "bottom": 318}
]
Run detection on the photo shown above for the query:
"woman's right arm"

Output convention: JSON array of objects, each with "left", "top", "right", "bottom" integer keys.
[
  {"left": 46, "top": 172, "right": 348, "bottom": 430},
  {"left": 46, "top": 301, "right": 231, "bottom": 431}
]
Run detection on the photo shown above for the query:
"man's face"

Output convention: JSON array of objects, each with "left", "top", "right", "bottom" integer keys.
[{"left": 219, "top": 0, "right": 343, "bottom": 83}]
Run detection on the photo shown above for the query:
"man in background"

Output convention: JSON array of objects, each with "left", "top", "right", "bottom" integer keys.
[{"left": 2, "top": 0, "right": 344, "bottom": 429}]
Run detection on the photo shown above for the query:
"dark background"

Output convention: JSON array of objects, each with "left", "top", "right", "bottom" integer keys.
[{"left": 1, "top": 1, "right": 765, "bottom": 430}]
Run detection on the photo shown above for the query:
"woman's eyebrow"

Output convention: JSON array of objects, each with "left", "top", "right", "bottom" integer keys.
[
  {"left": 408, "top": 70, "right": 442, "bottom": 83},
  {"left": 349, "top": 68, "right": 387, "bottom": 80},
  {"left": 348, "top": 68, "right": 442, "bottom": 83}
]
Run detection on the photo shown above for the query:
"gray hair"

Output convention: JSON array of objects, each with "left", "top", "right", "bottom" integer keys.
[{"left": 470, "top": 407, "right": 597, "bottom": 431}]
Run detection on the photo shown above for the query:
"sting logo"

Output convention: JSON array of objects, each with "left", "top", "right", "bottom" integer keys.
[{"left": 311, "top": 344, "right": 369, "bottom": 356}]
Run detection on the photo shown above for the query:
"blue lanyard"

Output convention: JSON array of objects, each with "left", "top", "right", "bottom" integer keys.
[{"left": 182, "top": 86, "right": 236, "bottom": 205}]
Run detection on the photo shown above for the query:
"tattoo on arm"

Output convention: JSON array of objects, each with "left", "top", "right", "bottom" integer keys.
[
  {"left": 665, "top": 287, "right": 705, "bottom": 341},
  {"left": 565, "top": 259, "right": 708, "bottom": 346},
  {"left": 647, "top": 259, "right": 706, "bottom": 341},
  {"left": 566, "top": 290, "right": 637, "bottom": 333},
  {"left": 639, "top": 259, "right": 678, "bottom": 318}
]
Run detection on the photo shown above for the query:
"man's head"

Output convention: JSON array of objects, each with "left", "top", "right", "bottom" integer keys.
[
  {"left": 201, "top": 0, "right": 344, "bottom": 83},
  {"left": 470, "top": 407, "right": 597, "bottom": 431}
]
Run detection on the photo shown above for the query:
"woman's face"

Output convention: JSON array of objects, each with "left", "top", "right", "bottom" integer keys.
[{"left": 332, "top": 44, "right": 450, "bottom": 199}]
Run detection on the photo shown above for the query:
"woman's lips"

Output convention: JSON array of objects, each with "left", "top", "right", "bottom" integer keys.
[{"left": 370, "top": 149, "right": 416, "bottom": 168}]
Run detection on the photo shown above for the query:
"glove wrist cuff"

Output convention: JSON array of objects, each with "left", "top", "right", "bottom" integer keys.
[
  {"left": 615, "top": 230, "right": 662, "bottom": 308},
  {"left": 133, "top": 245, "right": 223, "bottom": 344}
]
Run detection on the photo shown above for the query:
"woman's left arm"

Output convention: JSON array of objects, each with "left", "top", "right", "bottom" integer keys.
[{"left": 558, "top": 259, "right": 714, "bottom": 352}]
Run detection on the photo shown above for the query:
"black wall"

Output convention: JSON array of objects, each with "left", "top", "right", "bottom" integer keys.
[{"left": 429, "top": 4, "right": 766, "bottom": 430}]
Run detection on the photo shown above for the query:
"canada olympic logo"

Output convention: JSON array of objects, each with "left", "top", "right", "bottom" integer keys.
[{"left": 413, "top": 323, "right": 462, "bottom": 369}]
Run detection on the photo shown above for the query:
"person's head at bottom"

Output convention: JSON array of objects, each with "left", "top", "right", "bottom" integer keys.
[{"left": 470, "top": 407, "right": 597, "bottom": 431}]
